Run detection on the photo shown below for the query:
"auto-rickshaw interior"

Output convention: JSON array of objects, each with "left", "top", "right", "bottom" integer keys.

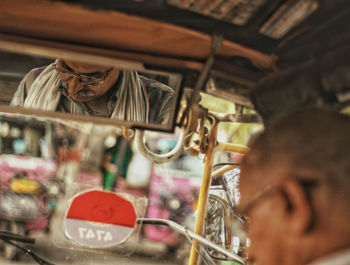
[{"left": 0, "top": 0, "right": 349, "bottom": 264}]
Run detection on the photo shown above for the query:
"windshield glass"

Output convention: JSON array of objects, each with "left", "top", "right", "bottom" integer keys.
[{"left": 0, "top": 106, "right": 257, "bottom": 265}]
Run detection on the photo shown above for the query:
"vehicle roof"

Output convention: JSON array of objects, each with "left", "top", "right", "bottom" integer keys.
[
  {"left": 0, "top": 0, "right": 349, "bottom": 122},
  {"left": 45, "top": 0, "right": 349, "bottom": 69}
]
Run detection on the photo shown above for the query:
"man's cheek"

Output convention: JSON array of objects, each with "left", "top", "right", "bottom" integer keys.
[{"left": 246, "top": 225, "right": 268, "bottom": 256}]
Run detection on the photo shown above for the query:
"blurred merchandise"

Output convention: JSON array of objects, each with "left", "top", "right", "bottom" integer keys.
[
  {"left": 126, "top": 152, "right": 152, "bottom": 188},
  {"left": 0, "top": 114, "right": 63, "bottom": 261},
  {"left": 144, "top": 151, "right": 203, "bottom": 247},
  {"left": 103, "top": 136, "right": 133, "bottom": 191}
]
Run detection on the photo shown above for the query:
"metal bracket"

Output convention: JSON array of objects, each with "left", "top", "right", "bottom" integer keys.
[{"left": 179, "top": 33, "right": 224, "bottom": 126}]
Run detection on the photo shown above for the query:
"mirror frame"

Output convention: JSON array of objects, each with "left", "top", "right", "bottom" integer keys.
[
  {"left": 0, "top": 34, "right": 185, "bottom": 132},
  {"left": 0, "top": 0, "right": 274, "bottom": 131}
]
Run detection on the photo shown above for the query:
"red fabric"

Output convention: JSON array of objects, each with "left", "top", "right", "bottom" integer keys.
[{"left": 58, "top": 148, "right": 80, "bottom": 161}]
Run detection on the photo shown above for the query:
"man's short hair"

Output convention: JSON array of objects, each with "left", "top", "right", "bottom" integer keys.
[{"left": 246, "top": 108, "right": 350, "bottom": 200}]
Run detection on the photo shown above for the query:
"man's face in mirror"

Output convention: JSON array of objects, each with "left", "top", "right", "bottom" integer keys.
[
  {"left": 9, "top": 52, "right": 177, "bottom": 126},
  {"left": 56, "top": 59, "right": 120, "bottom": 103}
]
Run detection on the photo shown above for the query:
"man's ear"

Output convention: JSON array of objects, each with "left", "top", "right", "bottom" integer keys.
[{"left": 278, "top": 178, "right": 313, "bottom": 235}]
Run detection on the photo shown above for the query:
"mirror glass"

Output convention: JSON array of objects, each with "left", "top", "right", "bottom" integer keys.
[{"left": 0, "top": 50, "right": 182, "bottom": 132}]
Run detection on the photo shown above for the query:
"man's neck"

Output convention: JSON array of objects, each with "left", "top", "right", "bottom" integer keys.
[
  {"left": 307, "top": 248, "right": 350, "bottom": 265},
  {"left": 85, "top": 72, "right": 121, "bottom": 114},
  {"left": 85, "top": 91, "right": 112, "bottom": 111},
  {"left": 285, "top": 231, "right": 350, "bottom": 265}
]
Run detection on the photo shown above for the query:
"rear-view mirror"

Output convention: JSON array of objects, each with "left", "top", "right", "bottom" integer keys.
[{"left": 0, "top": 48, "right": 182, "bottom": 132}]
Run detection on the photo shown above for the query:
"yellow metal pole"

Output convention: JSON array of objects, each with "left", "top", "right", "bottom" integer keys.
[
  {"left": 188, "top": 123, "right": 218, "bottom": 265},
  {"left": 188, "top": 141, "right": 249, "bottom": 264},
  {"left": 211, "top": 164, "right": 237, "bottom": 179},
  {"left": 211, "top": 143, "right": 249, "bottom": 179},
  {"left": 216, "top": 142, "right": 249, "bottom": 153}
]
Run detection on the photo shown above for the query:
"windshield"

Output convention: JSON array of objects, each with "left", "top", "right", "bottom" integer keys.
[{"left": 0, "top": 107, "right": 256, "bottom": 265}]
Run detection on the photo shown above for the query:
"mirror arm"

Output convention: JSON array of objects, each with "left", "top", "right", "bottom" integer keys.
[
  {"left": 135, "top": 130, "right": 184, "bottom": 163},
  {"left": 137, "top": 218, "right": 245, "bottom": 265},
  {"left": 209, "top": 111, "right": 263, "bottom": 123},
  {"left": 179, "top": 34, "right": 223, "bottom": 126}
]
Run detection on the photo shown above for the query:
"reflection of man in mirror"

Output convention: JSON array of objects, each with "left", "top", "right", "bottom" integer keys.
[
  {"left": 11, "top": 59, "right": 174, "bottom": 124},
  {"left": 239, "top": 108, "right": 350, "bottom": 265}
]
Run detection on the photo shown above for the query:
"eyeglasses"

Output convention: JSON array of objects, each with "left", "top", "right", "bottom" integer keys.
[
  {"left": 53, "top": 63, "right": 113, "bottom": 87},
  {"left": 236, "top": 178, "right": 318, "bottom": 230},
  {"left": 235, "top": 185, "right": 275, "bottom": 229}
]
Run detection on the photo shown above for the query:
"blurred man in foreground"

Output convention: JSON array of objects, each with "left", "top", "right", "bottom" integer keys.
[{"left": 239, "top": 108, "right": 350, "bottom": 265}]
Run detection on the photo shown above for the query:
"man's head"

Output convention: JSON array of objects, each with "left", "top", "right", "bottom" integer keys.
[
  {"left": 239, "top": 108, "right": 350, "bottom": 265},
  {"left": 54, "top": 59, "right": 120, "bottom": 103}
]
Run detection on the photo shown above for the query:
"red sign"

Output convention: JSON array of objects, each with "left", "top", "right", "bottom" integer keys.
[{"left": 64, "top": 190, "right": 137, "bottom": 248}]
